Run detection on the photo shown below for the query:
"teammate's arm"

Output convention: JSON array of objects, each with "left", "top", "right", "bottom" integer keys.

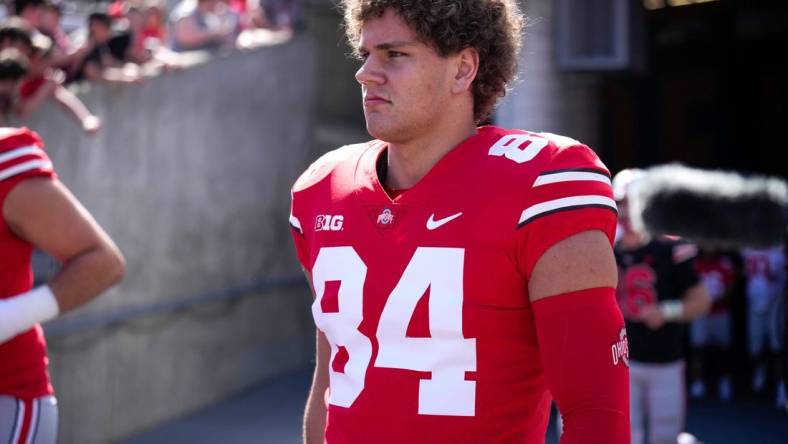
[
  {"left": 529, "top": 229, "right": 629, "bottom": 444},
  {"left": 304, "top": 330, "right": 330, "bottom": 444},
  {"left": 640, "top": 244, "right": 711, "bottom": 329},
  {"left": 680, "top": 282, "right": 711, "bottom": 320},
  {"left": 300, "top": 269, "right": 329, "bottom": 444},
  {"left": 0, "top": 177, "right": 124, "bottom": 342},
  {"left": 640, "top": 282, "right": 710, "bottom": 330}
]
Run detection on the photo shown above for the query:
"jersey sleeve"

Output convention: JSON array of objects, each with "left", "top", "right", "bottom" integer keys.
[
  {"left": 0, "top": 128, "right": 56, "bottom": 200},
  {"left": 289, "top": 191, "right": 310, "bottom": 270},
  {"left": 288, "top": 143, "right": 366, "bottom": 271},
  {"left": 515, "top": 143, "right": 617, "bottom": 279}
]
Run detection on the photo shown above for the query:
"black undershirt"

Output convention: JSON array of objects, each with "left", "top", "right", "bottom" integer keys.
[
  {"left": 376, "top": 148, "right": 409, "bottom": 198},
  {"left": 376, "top": 147, "right": 388, "bottom": 185}
]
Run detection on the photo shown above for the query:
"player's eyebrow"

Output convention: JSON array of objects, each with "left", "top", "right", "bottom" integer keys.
[{"left": 358, "top": 40, "right": 420, "bottom": 53}]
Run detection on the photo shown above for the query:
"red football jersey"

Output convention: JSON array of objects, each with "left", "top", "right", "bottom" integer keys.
[
  {"left": 0, "top": 127, "right": 56, "bottom": 399},
  {"left": 290, "top": 126, "right": 617, "bottom": 443},
  {"left": 694, "top": 255, "right": 736, "bottom": 314}
]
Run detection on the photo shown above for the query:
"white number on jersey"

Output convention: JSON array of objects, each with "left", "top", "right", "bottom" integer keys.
[
  {"left": 311, "top": 247, "right": 476, "bottom": 416},
  {"left": 376, "top": 248, "right": 476, "bottom": 416},
  {"left": 488, "top": 134, "right": 549, "bottom": 164},
  {"left": 311, "top": 247, "right": 372, "bottom": 407}
]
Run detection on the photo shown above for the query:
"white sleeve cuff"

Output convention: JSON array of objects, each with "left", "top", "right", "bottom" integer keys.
[
  {"left": 659, "top": 300, "right": 684, "bottom": 322},
  {"left": 0, "top": 286, "right": 60, "bottom": 343}
]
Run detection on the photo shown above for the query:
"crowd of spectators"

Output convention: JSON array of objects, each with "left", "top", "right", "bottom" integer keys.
[{"left": 0, "top": 0, "right": 300, "bottom": 131}]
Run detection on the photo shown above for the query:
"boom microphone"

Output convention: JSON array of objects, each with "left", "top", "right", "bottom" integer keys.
[{"left": 626, "top": 164, "right": 787, "bottom": 249}]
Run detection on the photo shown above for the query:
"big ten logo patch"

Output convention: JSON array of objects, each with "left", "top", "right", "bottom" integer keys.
[{"left": 315, "top": 215, "right": 344, "bottom": 232}]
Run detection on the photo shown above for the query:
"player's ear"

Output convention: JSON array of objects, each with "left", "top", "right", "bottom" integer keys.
[{"left": 451, "top": 47, "right": 479, "bottom": 94}]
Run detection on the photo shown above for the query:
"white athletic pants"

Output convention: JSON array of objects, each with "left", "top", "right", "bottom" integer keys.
[
  {"left": 0, "top": 396, "right": 57, "bottom": 444},
  {"left": 629, "top": 360, "right": 685, "bottom": 444}
]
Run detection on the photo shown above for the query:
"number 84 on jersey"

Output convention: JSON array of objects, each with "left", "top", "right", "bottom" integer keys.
[{"left": 312, "top": 246, "right": 476, "bottom": 417}]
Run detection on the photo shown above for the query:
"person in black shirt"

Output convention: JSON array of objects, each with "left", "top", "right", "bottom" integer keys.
[
  {"left": 612, "top": 168, "right": 711, "bottom": 444},
  {"left": 68, "top": 12, "right": 142, "bottom": 84}
]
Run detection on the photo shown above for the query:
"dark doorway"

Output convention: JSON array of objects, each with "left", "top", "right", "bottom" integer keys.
[{"left": 602, "top": 0, "right": 788, "bottom": 180}]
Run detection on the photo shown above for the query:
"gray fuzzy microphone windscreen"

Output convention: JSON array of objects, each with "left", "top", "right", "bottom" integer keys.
[{"left": 627, "top": 164, "right": 787, "bottom": 249}]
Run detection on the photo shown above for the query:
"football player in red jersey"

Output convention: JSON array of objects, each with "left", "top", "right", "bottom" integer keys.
[
  {"left": 289, "top": 1, "right": 630, "bottom": 443},
  {"left": 0, "top": 49, "right": 125, "bottom": 444}
]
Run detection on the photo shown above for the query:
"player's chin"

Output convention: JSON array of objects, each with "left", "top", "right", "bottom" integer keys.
[{"left": 364, "top": 118, "right": 393, "bottom": 141}]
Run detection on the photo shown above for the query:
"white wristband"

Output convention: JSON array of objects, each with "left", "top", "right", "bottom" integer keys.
[
  {"left": 659, "top": 300, "right": 684, "bottom": 322},
  {"left": 0, "top": 286, "right": 60, "bottom": 343}
]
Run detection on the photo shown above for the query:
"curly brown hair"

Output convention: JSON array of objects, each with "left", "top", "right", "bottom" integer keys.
[{"left": 343, "top": 0, "right": 523, "bottom": 123}]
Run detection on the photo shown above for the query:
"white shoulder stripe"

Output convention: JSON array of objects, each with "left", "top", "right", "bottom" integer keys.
[
  {"left": 519, "top": 195, "right": 617, "bottom": 226},
  {"left": 289, "top": 214, "right": 303, "bottom": 234},
  {"left": 533, "top": 171, "right": 612, "bottom": 187},
  {"left": 0, "top": 160, "right": 53, "bottom": 181},
  {"left": 0, "top": 145, "right": 44, "bottom": 164}
]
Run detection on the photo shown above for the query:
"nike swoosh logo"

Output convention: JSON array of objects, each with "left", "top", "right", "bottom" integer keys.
[{"left": 426, "top": 212, "right": 463, "bottom": 230}]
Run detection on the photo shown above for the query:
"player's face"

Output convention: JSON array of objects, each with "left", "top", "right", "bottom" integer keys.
[{"left": 355, "top": 9, "right": 456, "bottom": 143}]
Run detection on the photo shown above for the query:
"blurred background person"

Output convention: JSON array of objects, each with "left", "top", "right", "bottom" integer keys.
[
  {"left": 10, "top": 0, "right": 82, "bottom": 70},
  {"left": 613, "top": 168, "right": 711, "bottom": 444},
  {"left": 15, "top": 33, "right": 101, "bottom": 133},
  {"left": 128, "top": 1, "right": 165, "bottom": 55},
  {"left": 741, "top": 245, "right": 786, "bottom": 407},
  {"left": 124, "top": 2, "right": 181, "bottom": 71},
  {"left": 169, "top": 0, "right": 235, "bottom": 52},
  {"left": 0, "top": 16, "right": 34, "bottom": 53},
  {"left": 12, "top": 0, "right": 45, "bottom": 30},
  {"left": 260, "top": 0, "right": 300, "bottom": 30},
  {"left": 67, "top": 11, "right": 142, "bottom": 84},
  {"left": 0, "top": 47, "right": 125, "bottom": 444},
  {"left": 227, "top": 0, "right": 268, "bottom": 31},
  {"left": 688, "top": 247, "right": 741, "bottom": 402},
  {"left": 0, "top": 46, "right": 26, "bottom": 120},
  {"left": 35, "top": 0, "right": 93, "bottom": 72},
  {"left": 140, "top": 0, "right": 167, "bottom": 46},
  {"left": 36, "top": 0, "right": 67, "bottom": 53},
  {"left": 0, "top": 17, "right": 32, "bottom": 118}
]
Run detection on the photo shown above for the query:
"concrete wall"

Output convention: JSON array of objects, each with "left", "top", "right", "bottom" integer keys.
[
  {"left": 302, "top": 0, "right": 364, "bottom": 126},
  {"left": 15, "top": 36, "right": 317, "bottom": 444},
  {"left": 497, "top": 0, "right": 603, "bottom": 151},
  {"left": 301, "top": 0, "right": 370, "bottom": 153}
]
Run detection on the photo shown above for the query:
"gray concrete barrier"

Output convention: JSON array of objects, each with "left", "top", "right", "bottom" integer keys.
[{"left": 13, "top": 35, "right": 318, "bottom": 444}]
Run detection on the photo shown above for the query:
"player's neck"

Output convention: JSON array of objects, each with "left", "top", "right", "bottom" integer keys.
[{"left": 384, "top": 116, "right": 477, "bottom": 190}]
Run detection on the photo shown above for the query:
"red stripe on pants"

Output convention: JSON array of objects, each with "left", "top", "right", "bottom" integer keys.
[{"left": 16, "top": 398, "right": 34, "bottom": 444}]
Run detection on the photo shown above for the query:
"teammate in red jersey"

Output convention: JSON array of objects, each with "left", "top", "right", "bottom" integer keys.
[
  {"left": 688, "top": 248, "right": 739, "bottom": 401},
  {"left": 0, "top": 49, "right": 125, "bottom": 444},
  {"left": 289, "top": 1, "right": 630, "bottom": 443}
]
